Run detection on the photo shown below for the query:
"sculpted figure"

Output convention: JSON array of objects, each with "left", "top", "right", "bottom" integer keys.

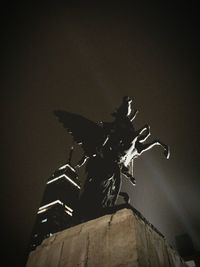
[{"left": 54, "top": 96, "right": 170, "bottom": 220}]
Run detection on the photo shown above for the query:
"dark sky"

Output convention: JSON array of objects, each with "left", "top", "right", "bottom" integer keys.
[{"left": 1, "top": 2, "right": 200, "bottom": 266}]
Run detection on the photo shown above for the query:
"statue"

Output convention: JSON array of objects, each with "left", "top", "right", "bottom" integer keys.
[{"left": 54, "top": 96, "right": 170, "bottom": 221}]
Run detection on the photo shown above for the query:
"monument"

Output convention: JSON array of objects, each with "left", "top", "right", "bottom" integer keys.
[
  {"left": 26, "top": 97, "right": 189, "bottom": 267},
  {"left": 54, "top": 96, "right": 169, "bottom": 222}
]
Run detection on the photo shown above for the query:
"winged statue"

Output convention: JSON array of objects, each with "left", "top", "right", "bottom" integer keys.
[{"left": 54, "top": 96, "right": 170, "bottom": 221}]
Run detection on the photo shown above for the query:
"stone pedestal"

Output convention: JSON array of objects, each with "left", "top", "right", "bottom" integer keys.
[{"left": 26, "top": 208, "right": 188, "bottom": 267}]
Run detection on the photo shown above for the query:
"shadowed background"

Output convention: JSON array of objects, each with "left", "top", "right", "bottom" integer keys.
[{"left": 1, "top": 2, "right": 200, "bottom": 266}]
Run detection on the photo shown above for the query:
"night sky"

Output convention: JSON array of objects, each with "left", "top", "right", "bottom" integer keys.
[{"left": 1, "top": 2, "right": 200, "bottom": 266}]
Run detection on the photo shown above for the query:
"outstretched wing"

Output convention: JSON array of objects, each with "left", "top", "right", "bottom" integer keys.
[{"left": 54, "top": 110, "right": 105, "bottom": 156}]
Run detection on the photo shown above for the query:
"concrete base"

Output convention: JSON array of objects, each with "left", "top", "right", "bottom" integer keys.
[{"left": 26, "top": 208, "right": 188, "bottom": 267}]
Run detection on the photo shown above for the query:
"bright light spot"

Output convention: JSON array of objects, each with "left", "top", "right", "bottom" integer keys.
[
  {"left": 58, "top": 164, "right": 68, "bottom": 170},
  {"left": 65, "top": 204, "right": 73, "bottom": 212},
  {"left": 47, "top": 174, "right": 80, "bottom": 189},
  {"left": 65, "top": 210, "right": 72, "bottom": 216},
  {"left": 185, "top": 260, "right": 196, "bottom": 267},
  {"left": 41, "top": 218, "right": 47, "bottom": 223},
  {"left": 39, "top": 200, "right": 63, "bottom": 210},
  {"left": 37, "top": 208, "right": 47, "bottom": 214}
]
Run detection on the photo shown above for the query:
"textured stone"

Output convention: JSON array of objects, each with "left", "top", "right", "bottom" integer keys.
[{"left": 26, "top": 208, "right": 188, "bottom": 267}]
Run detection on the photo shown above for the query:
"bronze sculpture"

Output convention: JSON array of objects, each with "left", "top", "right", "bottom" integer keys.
[{"left": 54, "top": 96, "right": 170, "bottom": 221}]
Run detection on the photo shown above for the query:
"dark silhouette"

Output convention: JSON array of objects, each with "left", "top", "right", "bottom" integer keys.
[{"left": 54, "top": 96, "right": 170, "bottom": 221}]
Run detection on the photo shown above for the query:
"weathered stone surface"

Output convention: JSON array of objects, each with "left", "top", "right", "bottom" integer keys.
[{"left": 26, "top": 208, "right": 188, "bottom": 267}]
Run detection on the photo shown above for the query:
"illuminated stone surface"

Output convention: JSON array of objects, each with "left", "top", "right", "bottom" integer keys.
[{"left": 26, "top": 208, "right": 188, "bottom": 267}]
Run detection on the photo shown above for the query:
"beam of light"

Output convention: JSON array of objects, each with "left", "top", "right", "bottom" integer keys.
[
  {"left": 144, "top": 156, "right": 199, "bottom": 248},
  {"left": 68, "top": 29, "right": 121, "bottom": 107},
  {"left": 47, "top": 174, "right": 80, "bottom": 189}
]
